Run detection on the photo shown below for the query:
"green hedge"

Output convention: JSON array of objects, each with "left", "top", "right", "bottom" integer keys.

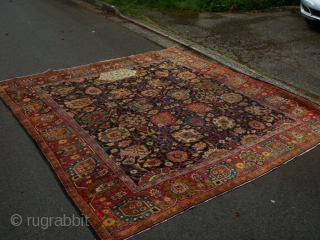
[{"left": 103, "top": 0, "right": 299, "bottom": 12}]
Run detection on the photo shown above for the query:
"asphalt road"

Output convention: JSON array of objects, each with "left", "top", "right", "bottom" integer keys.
[{"left": 1, "top": 0, "right": 320, "bottom": 239}]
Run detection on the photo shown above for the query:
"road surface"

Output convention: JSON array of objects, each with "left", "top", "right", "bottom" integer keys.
[{"left": 0, "top": 0, "right": 319, "bottom": 239}]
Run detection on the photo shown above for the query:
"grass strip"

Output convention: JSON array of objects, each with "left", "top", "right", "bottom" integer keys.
[{"left": 102, "top": 0, "right": 299, "bottom": 13}]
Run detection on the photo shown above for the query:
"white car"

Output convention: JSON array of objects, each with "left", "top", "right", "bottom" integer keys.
[{"left": 301, "top": 0, "right": 320, "bottom": 24}]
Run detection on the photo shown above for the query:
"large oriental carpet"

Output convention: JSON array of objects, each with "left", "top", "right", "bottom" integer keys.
[{"left": 1, "top": 48, "right": 320, "bottom": 239}]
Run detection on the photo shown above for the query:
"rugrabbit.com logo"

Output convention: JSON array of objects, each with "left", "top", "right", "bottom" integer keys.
[{"left": 11, "top": 214, "right": 89, "bottom": 229}]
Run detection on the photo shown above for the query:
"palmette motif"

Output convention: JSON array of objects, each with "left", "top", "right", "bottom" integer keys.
[{"left": 1, "top": 48, "right": 319, "bottom": 240}]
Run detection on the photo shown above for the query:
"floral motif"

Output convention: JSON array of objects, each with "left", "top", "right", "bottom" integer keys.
[
  {"left": 56, "top": 140, "right": 84, "bottom": 156},
  {"left": 177, "top": 71, "right": 196, "bottom": 80},
  {"left": 188, "top": 61, "right": 208, "bottom": 69},
  {"left": 110, "top": 88, "right": 131, "bottom": 99},
  {"left": 32, "top": 113, "right": 59, "bottom": 124},
  {"left": 66, "top": 154, "right": 101, "bottom": 179},
  {"left": 248, "top": 120, "right": 266, "bottom": 130},
  {"left": 234, "top": 127, "right": 246, "bottom": 134},
  {"left": 166, "top": 150, "right": 188, "bottom": 163},
  {"left": 103, "top": 218, "right": 116, "bottom": 227},
  {"left": 80, "top": 110, "right": 109, "bottom": 127},
  {"left": 119, "top": 59, "right": 135, "bottom": 67},
  {"left": 192, "top": 142, "right": 207, "bottom": 150},
  {"left": 150, "top": 112, "right": 177, "bottom": 126},
  {"left": 167, "top": 89, "right": 190, "bottom": 100},
  {"left": 110, "top": 196, "right": 159, "bottom": 223},
  {"left": 245, "top": 87, "right": 262, "bottom": 94},
  {"left": 212, "top": 116, "right": 235, "bottom": 130},
  {"left": 308, "top": 119, "right": 320, "bottom": 134},
  {"left": 155, "top": 70, "right": 169, "bottom": 77},
  {"left": 240, "top": 151, "right": 265, "bottom": 166},
  {"left": 56, "top": 86, "right": 75, "bottom": 95},
  {"left": 190, "top": 173, "right": 202, "bottom": 181},
  {"left": 220, "top": 93, "right": 243, "bottom": 104},
  {"left": 129, "top": 98, "right": 154, "bottom": 112},
  {"left": 172, "top": 129, "right": 203, "bottom": 143},
  {"left": 118, "top": 112, "right": 147, "bottom": 127},
  {"left": 139, "top": 168, "right": 171, "bottom": 185},
  {"left": 143, "top": 158, "right": 162, "bottom": 168},
  {"left": 120, "top": 145, "right": 150, "bottom": 162},
  {"left": 85, "top": 86, "right": 102, "bottom": 95},
  {"left": 241, "top": 135, "right": 258, "bottom": 145},
  {"left": 186, "top": 102, "right": 211, "bottom": 114},
  {"left": 185, "top": 116, "right": 205, "bottom": 127},
  {"left": 263, "top": 95, "right": 286, "bottom": 105},
  {"left": 163, "top": 179, "right": 196, "bottom": 200},
  {"left": 64, "top": 97, "right": 92, "bottom": 109},
  {"left": 148, "top": 79, "right": 163, "bottom": 87},
  {"left": 204, "top": 162, "right": 237, "bottom": 185},
  {"left": 84, "top": 177, "right": 119, "bottom": 198},
  {"left": 262, "top": 140, "right": 290, "bottom": 154},
  {"left": 203, "top": 148, "right": 226, "bottom": 159},
  {"left": 262, "top": 115, "right": 274, "bottom": 122},
  {"left": 41, "top": 125, "right": 73, "bottom": 140},
  {"left": 225, "top": 76, "right": 245, "bottom": 86},
  {"left": 46, "top": 74, "right": 61, "bottom": 82},
  {"left": 290, "top": 107, "right": 307, "bottom": 117},
  {"left": 83, "top": 106, "right": 95, "bottom": 112},
  {"left": 245, "top": 106, "right": 271, "bottom": 115},
  {"left": 195, "top": 80, "right": 221, "bottom": 90},
  {"left": 288, "top": 130, "right": 309, "bottom": 142},
  {"left": 141, "top": 89, "right": 159, "bottom": 97},
  {"left": 98, "top": 127, "right": 130, "bottom": 143},
  {"left": 149, "top": 189, "right": 162, "bottom": 198}
]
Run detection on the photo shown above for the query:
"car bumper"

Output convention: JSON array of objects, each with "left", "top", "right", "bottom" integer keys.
[{"left": 301, "top": 0, "right": 320, "bottom": 21}]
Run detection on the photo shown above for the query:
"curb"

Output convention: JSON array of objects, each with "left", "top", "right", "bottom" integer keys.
[{"left": 84, "top": 0, "right": 320, "bottom": 105}]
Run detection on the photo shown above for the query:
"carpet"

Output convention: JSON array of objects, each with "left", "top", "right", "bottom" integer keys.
[{"left": 1, "top": 48, "right": 319, "bottom": 239}]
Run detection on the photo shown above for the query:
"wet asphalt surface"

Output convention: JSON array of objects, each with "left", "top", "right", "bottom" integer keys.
[
  {"left": 0, "top": 0, "right": 320, "bottom": 239},
  {"left": 142, "top": 7, "right": 320, "bottom": 100}
]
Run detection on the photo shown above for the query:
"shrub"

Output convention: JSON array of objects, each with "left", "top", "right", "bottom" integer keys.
[{"left": 103, "top": 0, "right": 299, "bottom": 12}]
